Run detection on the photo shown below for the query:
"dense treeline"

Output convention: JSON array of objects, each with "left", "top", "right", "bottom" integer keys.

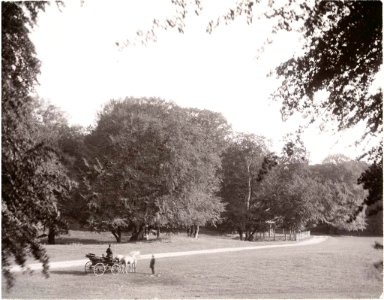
[{"left": 32, "top": 97, "right": 370, "bottom": 245}]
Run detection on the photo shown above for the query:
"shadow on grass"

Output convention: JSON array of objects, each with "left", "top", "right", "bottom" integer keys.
[
  {"left": 44, "top": 237, "right": 170, "bottom": 245},
  {"left": 41, "top": 238, "right": 110, "bottom": 245},
  {"left": 50, "top": 270, "right": 156, "bottom": 277},
  {"left": 60, "top": 238, "right": 107, "bottom": 244},
  {"left": 50, "top": 270, "right": 89, "bottom": 276}
]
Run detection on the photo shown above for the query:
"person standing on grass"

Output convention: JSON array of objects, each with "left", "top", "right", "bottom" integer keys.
[
  {"left": 106, "top": 244, "right": 113, "bottom": 261},
  {"left": 150, "top": 254, "right": 156, "bottom": 275}
]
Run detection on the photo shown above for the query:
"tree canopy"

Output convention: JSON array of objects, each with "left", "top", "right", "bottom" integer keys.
[
  {"left": 274, "top": 1, "right": 382, "bottom": 154},
  {"left": 2, "top": 1, "right": 71, "bottom": 289},
  {"left": 80, "top": 98, "right": 228, "bottom": 241},
  {"left": 221, "top": 133, "right": 274, "bottom": 240}
]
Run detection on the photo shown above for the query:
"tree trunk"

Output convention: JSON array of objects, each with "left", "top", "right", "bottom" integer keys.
[
  {"left": 48, "top": 227, "right": 56, "bottom": 245},
  {"left": 112, "top": 228, "right": 122, "bottom": 243},
  {"left": 247, "top": 233, "right": 254, "bottom": 241},
  {"left": 189, "top": 225, "right": 197, "bottom": 238},
  {"left": 238, "top": 229, "right": 244, "bottom": 241},
  {"left": 130, "top": 225, "right": 145, "bottom": 241},
  {"left": 156, "top": 227, "right": 160, "bottom": 239},
  {"left": 245, "top": 162, "right": 252, "bottom": 241},
  {"left": 246, "top": 162, "right": 251, "bottom": 211},
  {"left": 194, "top": 225, "right": 200, "bottom": 239}
]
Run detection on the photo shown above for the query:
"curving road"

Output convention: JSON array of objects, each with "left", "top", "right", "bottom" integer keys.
[{"left": 11, "top": 235, "right": 328, "bottom": 273}]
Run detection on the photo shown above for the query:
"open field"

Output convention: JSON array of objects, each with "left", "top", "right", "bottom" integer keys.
[
  {"left": 20, "top": 230, "right": 299, "bottom": 264},
  {"left": 2, "top": 233, "right": 383, "bottom": 299}
]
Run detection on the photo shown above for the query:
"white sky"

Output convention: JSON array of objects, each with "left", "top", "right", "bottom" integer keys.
[{"left": 30, "top": 0, "right": 371, "bottom": 164}]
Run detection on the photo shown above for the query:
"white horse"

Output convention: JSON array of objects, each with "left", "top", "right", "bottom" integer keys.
[{"left": 116, "top": 251, "right": 140, "bottom": 273}]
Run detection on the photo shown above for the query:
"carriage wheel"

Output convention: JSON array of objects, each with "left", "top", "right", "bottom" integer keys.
[
  {"left": 94, "top": 263, "right": 105, "bottom": 276},
  {"left": 84, "top": 261, "right": 93, "bottom": 273},
  {"left": 111, "top": 263, "right": 120, "bottom": 275}
]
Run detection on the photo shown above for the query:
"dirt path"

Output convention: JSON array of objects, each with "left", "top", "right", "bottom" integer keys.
[{"left": 11, "top": 235, "right": 328, "bottom": 273}]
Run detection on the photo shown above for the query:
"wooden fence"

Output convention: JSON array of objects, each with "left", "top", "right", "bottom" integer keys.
[{"left": 252, "top": 229, "right": 311, "bottom": 241}]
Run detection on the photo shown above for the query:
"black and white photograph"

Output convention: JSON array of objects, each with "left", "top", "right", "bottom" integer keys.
[{"left": 2, "top": 0, "right": 383, "bottom": 298}]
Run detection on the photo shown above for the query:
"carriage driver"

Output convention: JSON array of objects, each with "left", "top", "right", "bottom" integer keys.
[{"left": 106, "top": 244, "right": 113, "bottom": 261}]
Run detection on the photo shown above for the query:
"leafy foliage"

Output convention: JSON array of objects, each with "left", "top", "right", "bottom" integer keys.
[
  {"left": 274, "top": 1, "right": 382, "bottom": 143},
  {"left": 80, "top": 98, "right": 228, "bottom": 241},
  {"left": 2, "top": 1, "right": 72, "bottom": 289},
  {"left": 310, "top": 158, "right": 368, "bottom": 231},
  {"left": 256, "top": 162, "right": 316, "bottom": 231},
  {"left": 267, "top": 1, "right": 383, "bottom": 222},
  {"left": 31, "top": 100, "right": 85, "bottom": 243},
  {"left": 221, "top": 134, "right": 276, "bottom": 240},
  {"left": 354, "top": 155, "right": 383, "bottom": 235},
  {"left": 249, "top": 145, "right": 368, "bottom": 233}
]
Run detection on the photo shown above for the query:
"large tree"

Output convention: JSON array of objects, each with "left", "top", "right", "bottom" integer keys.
[
  {"left": 158, "top": 107, "right": 229, "bottom": 238},
  {"left": 221, "top": 133, "right": 276, "bottom": 240},
  {"left": 31, "top": 100, "right": 87, "bottom": 244},
  {"left": 81, "top": 98, "right": 228, "bottom": 241},
  {"left": 255, "top": 139, "right": 318, "bottom": 233},
  {"left": 2, "top": 1, "right": 71, "bottom": 289},
  {"left": 82, "top": 98, "right": 171, "bottom": 241},
  {"left": 310, "top": 157, "right": 368, "bottom": 232}
]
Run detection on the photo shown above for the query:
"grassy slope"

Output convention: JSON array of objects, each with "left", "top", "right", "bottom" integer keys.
[{"left": 2, "top": 233, "right": 383, "bottom": 299}]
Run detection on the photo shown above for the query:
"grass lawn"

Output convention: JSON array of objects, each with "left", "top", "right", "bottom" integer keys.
[
  {"left": 21, "top": 230, "right": 298, "bottom": 263},
  {"left": 2, "top": 232, "right": 383, "bottom": 299}
]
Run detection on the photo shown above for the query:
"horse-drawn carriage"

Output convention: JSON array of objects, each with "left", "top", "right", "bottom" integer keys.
[
  {"left": 84, "top": 253, "right": 121, "bottom": 276},
  {"left": 85, "top": 251, "right": 140, "bottom": 276}
]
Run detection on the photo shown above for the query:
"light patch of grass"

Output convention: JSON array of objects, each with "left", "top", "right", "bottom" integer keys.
[
  {"left": 30, "top": 230, "right": 297, "bottom": 263},
  {"left": 3, "top": 235, "right": 382, "bottom": 299}
]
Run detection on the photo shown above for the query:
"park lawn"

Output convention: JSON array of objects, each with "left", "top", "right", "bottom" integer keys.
[
  {"left": 24, "top": 230, "right": 298, "bottom": 263},
  {"left": 2, "top": 235, "right": 383, "bottom": 299}
]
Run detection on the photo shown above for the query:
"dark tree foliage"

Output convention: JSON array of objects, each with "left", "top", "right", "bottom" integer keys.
[
  {"left": 220, "top": 134, "right": 275, "bottom": 240},
  {"left": 33, "top": 101, "right": 87, "bottom": 244},
  {"left": 2, "top": 1, "right": 70, "bottom": 289},
  {"left": 310, "top": 158, "right": 368, "bottom": 232},
  {"left": 357, "top": 155, "right": 383, "bottom": 217},
  {"left": 274, "top": 1, "right": 382, "bottom": 141},
  {"left": 270, "top": 1, "right": 382, "bottom": 221},
  {"left": 2, "top": 1, "right": 45, "bottom": 110},
  {"left": 79, "top": 98, "right": 227, "bottom": 241}
]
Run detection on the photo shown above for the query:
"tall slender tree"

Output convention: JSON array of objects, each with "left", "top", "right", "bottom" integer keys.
[{"left": 221, "top": 134, "right": 275, "bottom": 240}]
